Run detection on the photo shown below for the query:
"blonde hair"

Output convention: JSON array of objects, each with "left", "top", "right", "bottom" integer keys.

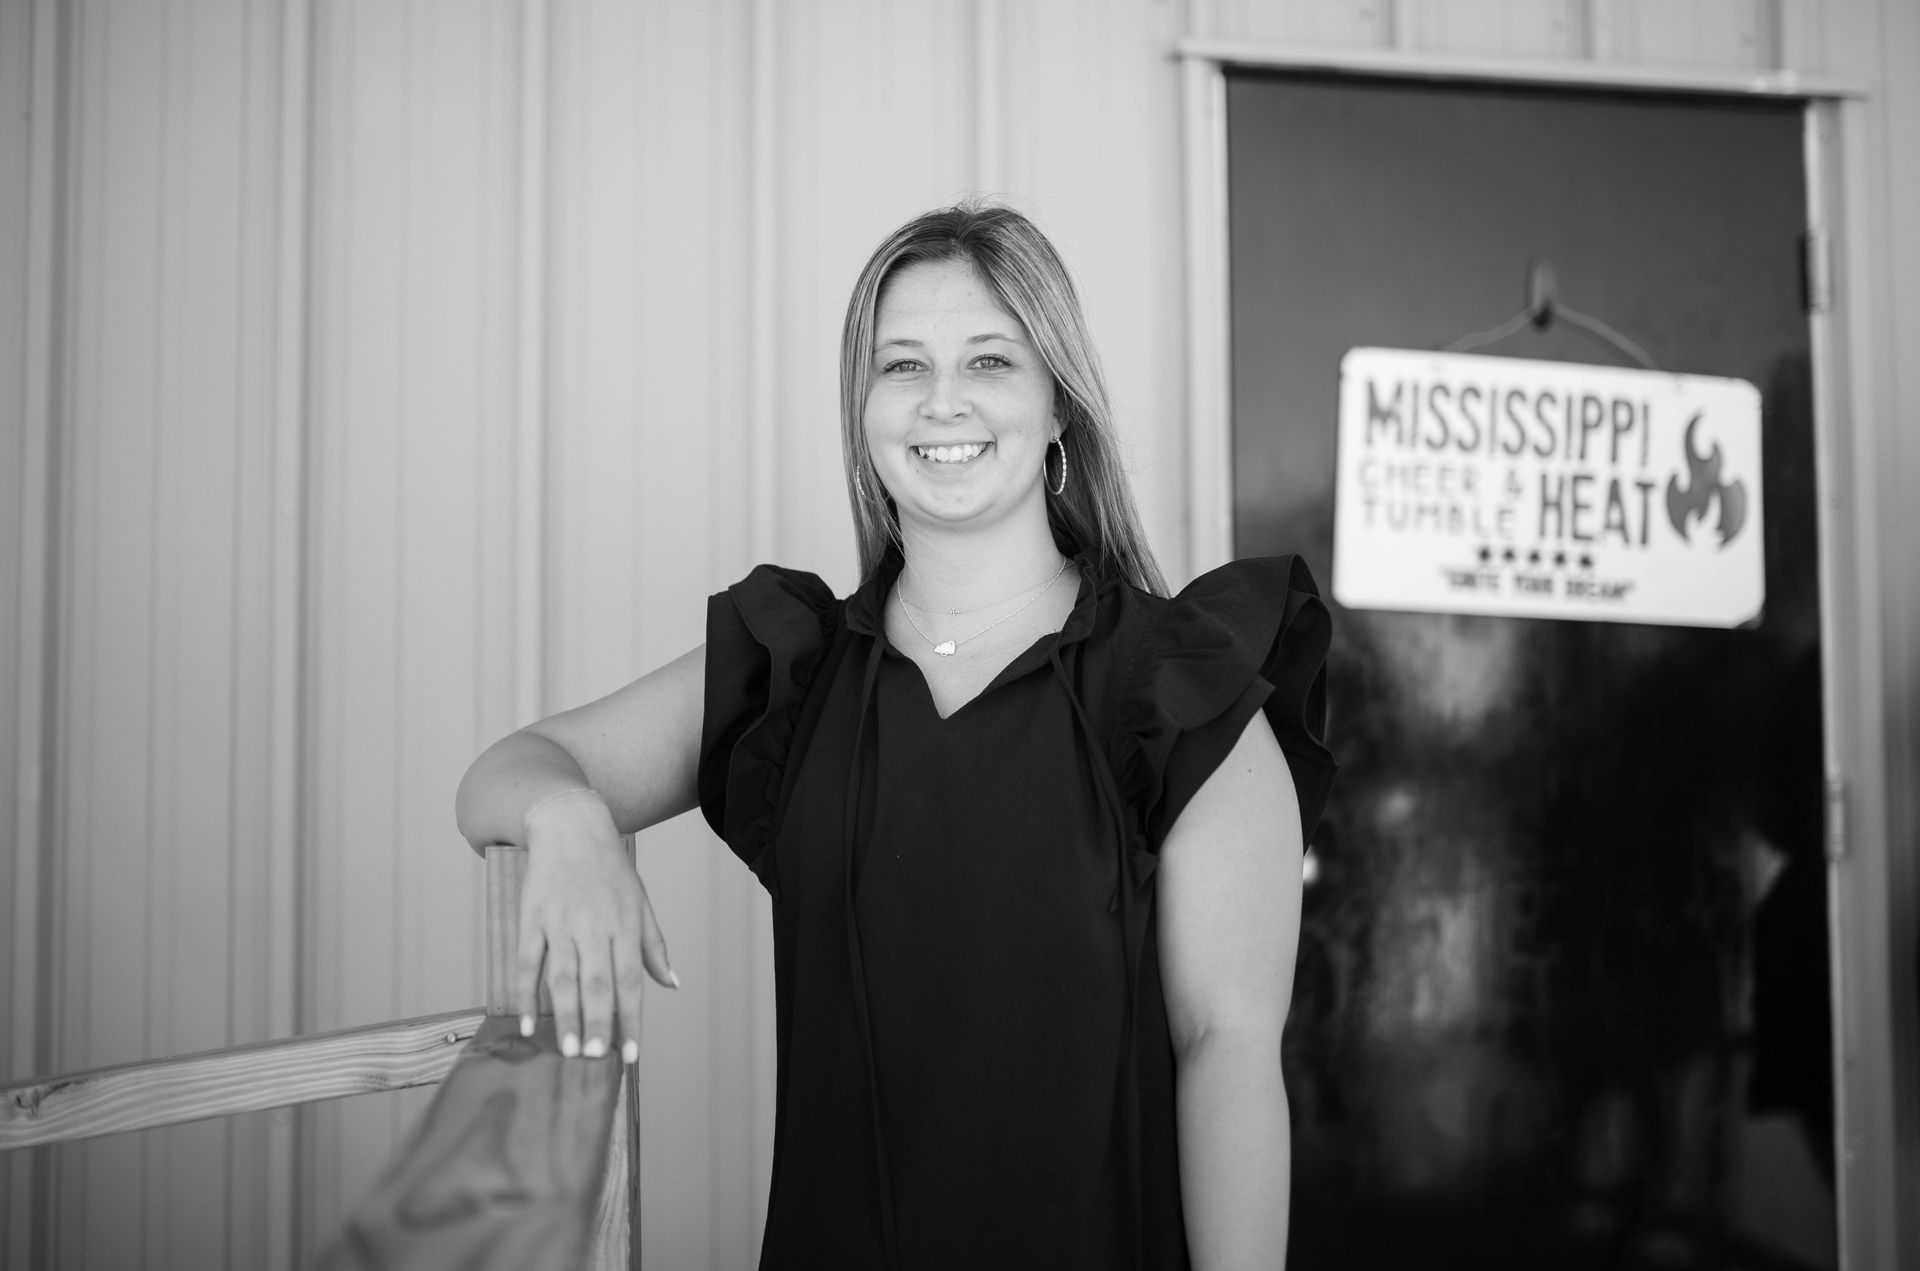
[{"left": 838, "top": 202, "right": 1168, "bottom": 597}]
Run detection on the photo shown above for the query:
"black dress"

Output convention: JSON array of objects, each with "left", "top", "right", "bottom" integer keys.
[{"left": 699, "top": 548, "right": 1335, "bottom": 1271}]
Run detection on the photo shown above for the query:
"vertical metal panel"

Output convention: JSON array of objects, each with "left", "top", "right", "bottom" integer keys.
[
  {"left": 1, "top": 0, "right": 66, "bottom": 1265},
  {"left": 33, "top": 0, "right": 287, "bottom": 1265},
  {"left": 1404, "top": 0, "right": 1584, "bottom": 57},
  {"left": 0, "top": 0, "right": 34, "bottom": 1116},
  {"left": 972, "top": 0, "right": 1004, "bottom": 190},
  {"left": 1212, "top": 0, "right": 1390, "bottom": 45},
  {"left": 1802, "top": 97, "right": 1861, "bottom": 1271},
  {"left": 513, "top": 0, "right": 549, "bottom": 730},
  {"left": 541, "top": 1, "right": 760, "bottom": 1266},
  {"left": 1608, "top": 0, "right": 1770, "bottom": 67},
  {"left": 1180, "top": 54, "right": 1234, "bottom": 578},
  {"left": 771, "top": 0, "right": 973, "bottom": 593},
  {"left": 299, "top": 0, "right": 515, "bottom": 1257},
  {"left": 1810, "top": 5, "right": 1920, "bottom": 1268},
  {"left": 261, "top": 0, "right": 311, "bottom": 1262},
  {"left": 1817, "top": 6, "right": 1920, "bottom": 1269},
  {"left": 1808, "top": 90, "right": 1912, "bottom": 1271},
  {"left": 1776, "top": 0, "right": 1827, "bottom": 70},
  {"left": 744, "top": 2, "right": 780, "bottom": 1251},
  {"left": 994, "top": 0, "right": 1193, "bottom": 577}
]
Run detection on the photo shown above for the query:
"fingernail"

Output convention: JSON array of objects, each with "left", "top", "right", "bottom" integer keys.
[
  {"left": 667, "top": 969, "right": 682, "bottom": 990},
  {"left": 561, "top": 1032, "right": 580, "bottom": 1058},
  {"left": 622, "top": 1039, "right": 639, "bottom": 1064},
  {"left": 583, "top": 1037, "right": 606, "bottom": 1059},
  {"left": 520, "top": 1015, "right": 534, "bottom": 1038}
]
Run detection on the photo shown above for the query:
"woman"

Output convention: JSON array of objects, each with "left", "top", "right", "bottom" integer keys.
[{"left": 455, "top": 203, "right": 1334, "bottom": 1270}]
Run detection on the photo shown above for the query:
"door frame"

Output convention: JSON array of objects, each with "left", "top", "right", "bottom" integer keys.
[{"left": 1178, "top": 40, "right": 1909, "bottom": 1271}]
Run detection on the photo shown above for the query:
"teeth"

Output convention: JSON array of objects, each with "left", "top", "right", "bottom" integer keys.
[{"left": 916, "top": 443, "right": 985, "bottom": 463}]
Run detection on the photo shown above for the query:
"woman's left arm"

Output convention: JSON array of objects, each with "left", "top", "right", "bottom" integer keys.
[{"left": 1158, "top": 710, "right": 1304, "bottom": 1271}]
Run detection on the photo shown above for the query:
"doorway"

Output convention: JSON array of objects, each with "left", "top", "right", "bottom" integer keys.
[{"left": 1227, "top": 72, "right": 1834, "bottom": 1270}]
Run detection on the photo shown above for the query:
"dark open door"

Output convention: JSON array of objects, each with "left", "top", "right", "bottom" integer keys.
[{"left": 1228, "top": 73, "right": 1833, "bottom": 1270}]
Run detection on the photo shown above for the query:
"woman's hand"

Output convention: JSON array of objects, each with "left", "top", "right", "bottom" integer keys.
[{"left": 516, "top": 788, "right": 679, "bottom": 1062}]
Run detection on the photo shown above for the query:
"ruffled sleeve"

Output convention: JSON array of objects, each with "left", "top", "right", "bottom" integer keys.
[
  {"left": 1114, "top": 555, "right": 1335, "bottom": 854},
  {"left": 699, "top": 565, "right": 843, "bottom": 891}
]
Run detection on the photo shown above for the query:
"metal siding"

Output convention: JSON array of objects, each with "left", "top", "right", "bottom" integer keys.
[
  {"left": 0, "top": 0, "right": 50, "bottom": 1265},
  {"left": 542, "top": 4, "right": 762, "bottom": 1264},
  {"left": 997, "top": 0, "right": 1194, "bottom": 577},
  {"left": 299, "top": 0, "right": 515, "bottom": 1256},
  {"left": 1212, "top": 0, "right": 1390, "bottom": 45},
  {"left": 1815, "top": 2, "right": 1920, "bottom": 1267},
  {"left": 33, "top": 0, "right": 283, "bottom": 1266},
  {"left": 1612, "top": 0, "right": 1771, "bottom": 67},
  {"left": 1405, "top": 0, "right": 1585, "bottom": 56}
]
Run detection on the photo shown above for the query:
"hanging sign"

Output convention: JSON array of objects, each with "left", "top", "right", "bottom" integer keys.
[{"left": 1331, "top": 347, "right": 1764, "bottom": 628}]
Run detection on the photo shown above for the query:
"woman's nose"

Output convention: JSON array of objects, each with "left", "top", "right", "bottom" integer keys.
[{"left": 918, "top": 367, "right": 969, "bottom": 420}]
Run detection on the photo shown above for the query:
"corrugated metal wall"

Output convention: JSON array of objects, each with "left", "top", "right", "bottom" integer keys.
[{"left": 2, "top": 1, "right": 1915, "bottom": 1268}]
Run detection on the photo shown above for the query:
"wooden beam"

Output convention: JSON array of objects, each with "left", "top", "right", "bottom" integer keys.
[
  {"left": 0, "top": 1008, "right": 484, "bottom": 1151},
  {"left": 486, "top": 844, "right": 529, "bottom": 1016},
  {"left": 584, "top": 1063, "right": 641, "bottom": 1270},
  {"left": 315, "top": 1014, "right": 629, "bottom": 1271}
]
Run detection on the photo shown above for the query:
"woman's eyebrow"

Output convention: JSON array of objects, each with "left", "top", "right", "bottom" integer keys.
[{"left": 875, "top": 332, "right": 1027, "bottom": 349}]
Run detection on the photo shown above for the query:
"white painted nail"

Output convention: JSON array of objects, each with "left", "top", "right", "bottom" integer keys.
[
  {"left": 520, "top": 1015, "right": 534, "bottom": 1038},
  {"left": 561, "top": 1032, "right": 580, "bottom": 1058},
  {"left": 583, "top": 1037, "right": 606, "bottom": 1059},
  {"left": 622, "top": 1039, "right": 639, "bottom": 1065},
  {"left": 667, "top": 969, "right": 682, "bottom": 990}
]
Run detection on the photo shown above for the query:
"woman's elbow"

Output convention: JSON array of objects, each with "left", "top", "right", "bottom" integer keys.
[{"left": 1171, "top": 1013, "right": 1287, "bottom": 1068}]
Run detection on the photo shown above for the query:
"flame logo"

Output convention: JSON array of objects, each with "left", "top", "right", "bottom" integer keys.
[{"left": 1665, "top": 413, "right": 1747, "bottom": 547}]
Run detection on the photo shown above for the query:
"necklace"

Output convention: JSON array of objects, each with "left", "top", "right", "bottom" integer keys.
[
  {"left": 894, "top": 559, "right": 1071, "bottom": 657},
  {"left": 898, "top": 561, "right": 1073, "bottom": 616}
]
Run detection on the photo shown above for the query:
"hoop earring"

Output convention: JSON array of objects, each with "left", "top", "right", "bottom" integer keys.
[{"left": 1047, "top": 436, "right": 1068, "bottom": 497}]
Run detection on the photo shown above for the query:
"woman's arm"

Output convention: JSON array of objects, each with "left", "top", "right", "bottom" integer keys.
[
  {"left": 454, "top": 643, "right": 707, "bottom": 848},
  {"left": 452, "top": 643, "right": 707, "bottom": 1064},
  {"left": 1157, "top": 711, "right": 1305, "bottom": 1270}
]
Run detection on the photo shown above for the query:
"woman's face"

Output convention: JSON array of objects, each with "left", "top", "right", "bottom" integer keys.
[{"left": 862, "top": 257, "right": 1058, "bottom": 541}]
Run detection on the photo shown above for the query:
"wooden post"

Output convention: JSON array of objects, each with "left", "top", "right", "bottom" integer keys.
[
  {"left": 313, "top": 1015, "right": 627, "bottom": 1271},
  {"left": 486, "top": 844, "right": 539, "bottom": 1017},
  {"left": 480, "top": 843, "right": 640, "bottom": 1269},
  {"left": 585, "top": 1064, "right": 642, "bottom": 1269}
]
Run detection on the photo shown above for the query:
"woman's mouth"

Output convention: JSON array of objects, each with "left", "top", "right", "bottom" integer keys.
[{"left": 912, "top": 442, "right": 990, "bottom": 464}]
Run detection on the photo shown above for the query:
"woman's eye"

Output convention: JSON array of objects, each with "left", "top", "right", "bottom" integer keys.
[
  {"left": 880, "top": 358, "right": 922, "bottom": 374},
  {"left": 973, "top": 354, "right": 1011, "bottom": 369}
]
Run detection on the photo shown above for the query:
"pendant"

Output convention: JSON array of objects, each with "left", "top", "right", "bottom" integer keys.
[{"left": 934, "top": 641, "right": 957, "bottom": 656}]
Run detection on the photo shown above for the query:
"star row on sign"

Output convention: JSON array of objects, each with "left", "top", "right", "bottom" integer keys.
[{"left": 1477, "top": 545, "right": 1596, "bottom": 571}]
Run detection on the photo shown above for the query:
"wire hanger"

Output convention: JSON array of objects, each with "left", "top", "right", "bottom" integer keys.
[{"left": 1445, "top": 258, "right": 1660, "bottom": 372}]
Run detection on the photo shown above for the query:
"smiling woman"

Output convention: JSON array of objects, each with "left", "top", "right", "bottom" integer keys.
[
  {"left": 454, "top": 202, "right": 1336, "bottom": 1270},
  {"left": 861, "top": 257, "right": 1058, "bottom": 544}
]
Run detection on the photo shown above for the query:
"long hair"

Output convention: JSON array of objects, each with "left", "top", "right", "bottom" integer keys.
[{"left": 838, "top": 202, "right": 1168, "bottom": 597}]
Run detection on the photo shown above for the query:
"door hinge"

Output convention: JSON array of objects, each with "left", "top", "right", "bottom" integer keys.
[
  {"left": 1802, "top": 229, "right": 1833, "bottom": 315},
  {"left": 1825, "top": 773, "right": 1848, "bottom": 862}
]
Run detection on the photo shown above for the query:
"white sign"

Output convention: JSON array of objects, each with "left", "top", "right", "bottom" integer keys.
[{"left": 1332, "top": 347, "right": 1764, "bottom": 628}]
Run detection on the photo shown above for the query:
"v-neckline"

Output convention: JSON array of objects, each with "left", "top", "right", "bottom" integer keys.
[
  {"left": 887, "top": 626, "right": 1061, "bottom": 722},
  {"left": 848, "top": 550, "right": 1102, "bottom": 723}
]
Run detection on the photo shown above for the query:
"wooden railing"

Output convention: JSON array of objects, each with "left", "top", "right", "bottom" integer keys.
[{"left": 0, "top": 846, "right": 639, "bottom": 1270}]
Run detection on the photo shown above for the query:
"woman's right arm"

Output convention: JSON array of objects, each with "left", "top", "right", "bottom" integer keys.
[{"left": 453, "top": 643, "right": 707, "bottom": 1064}]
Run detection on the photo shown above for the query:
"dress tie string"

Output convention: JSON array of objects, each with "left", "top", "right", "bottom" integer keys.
[
  {"left": 1050, "top": 644, "right": 1149, "bottom": 1271},
  {"left": 843, "top": 630, "right": 901, "bottom": 1269}
]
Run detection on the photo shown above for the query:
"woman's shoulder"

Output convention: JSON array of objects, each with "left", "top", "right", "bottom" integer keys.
[
  {"left": 1098, "top": 554, "right": 1325, "bottom": 654},
  {"left": 1100, "top": 553, "right": 1335, "bottom": 846},
  {"left": 709, "top": 563, "right": 849, "bottom": 651},
  {"left": 719, "top": 563, "right": 846, "bottom": 613}
]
